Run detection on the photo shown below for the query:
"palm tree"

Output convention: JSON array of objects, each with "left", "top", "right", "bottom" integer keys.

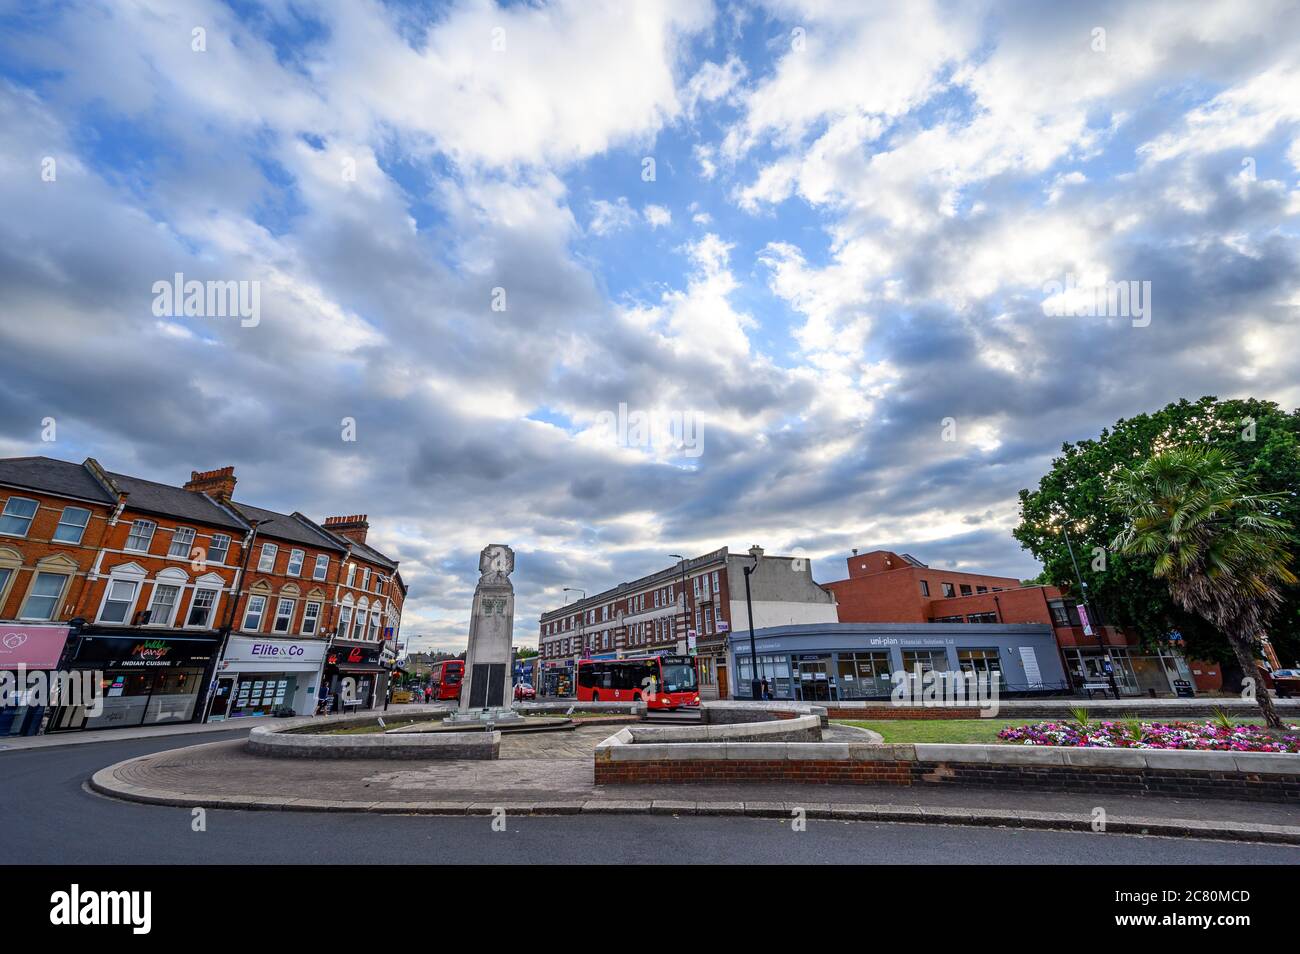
[{"left": 1108, "top": 446, "right": 1296, "bottom": 730}]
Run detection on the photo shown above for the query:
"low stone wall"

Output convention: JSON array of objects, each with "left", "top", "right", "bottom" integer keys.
[
  {"left": 701, "top": 701, "right": 828, "bottom": 726},
  {"left": 613, "top": 714, "right": 823, "bottom": 745},
  {"left": 247, "top": 712, "right": 498, "bottom": 759},
  {"left": 825, "top": 698, "right": 1300, "bottom": 721},
  {"left": 593, "top": 736, "right": 1300, "bottom": 802}
]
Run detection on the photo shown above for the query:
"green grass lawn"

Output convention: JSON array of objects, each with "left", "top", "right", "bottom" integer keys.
[
  {"left": 836, "top": 716, "right": 1274, "bottom": 744},
  {"left": 836, "top": 719, "right": 1025, "bottom": 743}
]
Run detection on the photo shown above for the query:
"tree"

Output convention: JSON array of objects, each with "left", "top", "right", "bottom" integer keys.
[
  {"left": 1108, "top": 447, "right": 1295, "bottom": 729},
  {"left": 1014, "top": 397, "right": 1300, "bottom": 678}
]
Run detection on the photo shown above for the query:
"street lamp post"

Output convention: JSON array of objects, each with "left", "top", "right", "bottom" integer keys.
[
  {"left": 1060, "top": 520, "right": 1120, "bottom": 700},
  {"left": 743, "top": 545, "right": 762, "bottom": 700},
  {"left": 563, "top": 587, "right": 586, "bottom": 695},
  {"left": 669, "top": 554, "right": 688, "bottom": 651}
]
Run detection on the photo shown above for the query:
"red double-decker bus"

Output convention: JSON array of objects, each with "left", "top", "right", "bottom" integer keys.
[
  {"left": 575, "top": 655, "right": 700, "bottom": 710},
  {"left": 429, "top": 660, "right": 464, "bottom": 701}
]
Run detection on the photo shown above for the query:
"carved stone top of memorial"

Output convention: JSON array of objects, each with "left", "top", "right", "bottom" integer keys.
[{"left": 478, "top": 543, "right": 514, "bottom": 585}]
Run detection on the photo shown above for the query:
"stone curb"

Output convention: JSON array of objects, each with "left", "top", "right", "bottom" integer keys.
[{"left": 88, "top": 764, "right": 1300, "bottom": 845}]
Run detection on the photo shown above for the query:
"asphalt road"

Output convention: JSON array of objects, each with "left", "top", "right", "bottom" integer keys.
[{"left": 2, "top": 732, "right": 1297, "bottom": 865}]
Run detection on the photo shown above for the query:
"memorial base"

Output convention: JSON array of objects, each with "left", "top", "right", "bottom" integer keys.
[{"left": 444, "top": 707, "right": 524, "bottom": 726}]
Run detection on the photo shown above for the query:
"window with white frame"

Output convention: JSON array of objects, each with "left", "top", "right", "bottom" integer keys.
[
  {"left": 53, "top": 506, "right": 91, "bottom": 544},
  {"left": 125, "top": 519, "right": 156, "bottom": 552},
  {"left": 208, "top": 534, "right": 230, "bottom": 565},
  {"left": 362, "top": 567, "right": 371, "bottom": 589},
  {"left": 369, "top": 609, "right": 381, "bottom": 640},
  {"left": 313, "top": 554, "right": 329, "bottom": 581},
  {"left": 301, "top": 601, "right": 322, "bottom": 635},
  {"left": 168, "top": 527, "right": 196, "bottom": 558},
  {"left": 352, "top": 601, "right": 368, "bottom": 639},
  {"left": 99, "top": 579, "right": 139, "bottom": 624},
  {"left": 21, "top": 572, "right": 68, "bottom": 620},
  {"left": 272, "top": 597, "right": 295, "bottom": 633},
  {"left": 147, "top": 584, "right": 181, "bottom": 626},
  {"left": 186, "top": 588, "right": 218, "bottom": 628},
  {"left": 287, "top": 549, "right": 304, "bottom": 576},
  {"left": 242, "top": 594, "right": 268, "bottom": 631},
  {"left": 346, "top": 563, "right": 356, "bottom": 587},
  {"left": 337, "top": 604, "right": 353, "bottom": 637},
  {"left": 0, "top": 497, "right": 38, "bottom": 537}
]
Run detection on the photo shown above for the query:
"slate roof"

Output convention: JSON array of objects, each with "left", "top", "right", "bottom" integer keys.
[
  {"left": 105, "top": 471, "right": 250, "bottom": 531},
  {"left": 0, "top": 456, "right": 397, "bottom": 571},
  {"left": 231, "top": 503, "right": 346, "bottom": 552},
  {"left": 0, "top": 457, "right": 116, "bottom": 504},
  {"left": 322, "top": 529, "right": 398, "bottom": 570}
]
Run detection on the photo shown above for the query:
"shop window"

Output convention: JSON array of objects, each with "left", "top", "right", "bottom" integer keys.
[
  {"left": 837, "top": 651, "right": 893, "bottom": 697},
  {"left": 125, "top": 519, "right": 156, "bottom": 552},
  {"left": 242, "top": 594, "right": 268, "bottom": 631},
  {"left": 187, "top": 588, "right": 218, "bottom": 627},
  {"left": 957, "top": 648, "right": 1003, "bottom": 679},
  {"left": 0, "top": 497, "right": 38, "bottom": 537},
  {"left": 100, "top": 579, "right": 139, "bottom": 623},
  {"left": 53, "top": 506, "right": 92, "bottom": 544},
  {"left": 21, "top": 571, "right": 68, "bottom": 620},
  {"left": 168, "top": 527, "right": 196, "bottom": 558},
  {"left": 902, "top": 649, "right": 949, "bottom": 673}
]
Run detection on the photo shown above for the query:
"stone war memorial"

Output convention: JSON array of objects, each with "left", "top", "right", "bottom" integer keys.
[{"left": 445, "top": 543, "right": 523, "bottom": 726}]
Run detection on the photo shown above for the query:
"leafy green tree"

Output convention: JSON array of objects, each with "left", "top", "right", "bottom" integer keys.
[
  {"left": 1108, "top": 447, "right": 1295, "bottom": 728},
  {"left": 1014, "top": 397, "right": 1300, "bottom": 680}
]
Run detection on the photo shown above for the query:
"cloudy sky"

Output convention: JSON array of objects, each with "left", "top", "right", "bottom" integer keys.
[{"left": 2, "top": 1, "right": 1298, "bottom": 652}]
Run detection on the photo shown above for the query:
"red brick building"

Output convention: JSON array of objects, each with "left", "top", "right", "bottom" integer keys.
[
  {"left": 824, "top": 549, "right": 1204, "bottom": 696},
  {"left": 0, "top": 456, "right": 405, "bottom": 733}
]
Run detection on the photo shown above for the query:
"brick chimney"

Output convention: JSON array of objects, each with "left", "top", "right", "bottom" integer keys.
[
  {"left": 184, "top": 466, "right": 237, "bottom": 502},
  {"left": 323, "top": 514, "right": 369, "bottom": 545}
]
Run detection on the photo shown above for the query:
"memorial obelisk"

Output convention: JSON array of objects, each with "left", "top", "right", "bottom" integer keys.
[{"left": 447, "top": 543, "right": 522, "bottom": 724}]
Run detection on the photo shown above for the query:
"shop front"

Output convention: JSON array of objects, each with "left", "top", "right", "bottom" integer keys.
[
  {"left": 541, "top": 660, "right": 572, "bottom": 697},
  {"left": 0, "top": 623, "right": 71, "bottom": 736},
  {"left": 727, "top": 622, "right": 1069, "bottom": 701},
  {"left": 47, "top": 630, "right": 220, "bottom": 732},
  {"left": 321, "top": 639, "right": 392, "bottom": 712},
  {"left": 208, "top": 635, "right": 328, "bottom": 721}
]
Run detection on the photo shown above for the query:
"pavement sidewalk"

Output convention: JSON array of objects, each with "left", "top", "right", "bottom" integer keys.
[{"left": 88, "top": 734, "right": 1300, "bottom": 845}]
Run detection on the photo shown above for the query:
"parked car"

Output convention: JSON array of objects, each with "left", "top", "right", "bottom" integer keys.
[{"left": 514, "top": 682, "right": 536, "bottom": 701}]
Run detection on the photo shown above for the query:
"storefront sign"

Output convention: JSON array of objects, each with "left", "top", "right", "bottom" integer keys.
[
  {"left": 0, "top": 624, "right": 70, "bottom": 670},
  {"left": 327, "top": 640, "right": 385, "bottom": 668},
  {"left": 73, "top": 634, "right": 219, "bottom": 669},
  {"left": 222, "top": 636, "right": 328, "bottom": 669}
]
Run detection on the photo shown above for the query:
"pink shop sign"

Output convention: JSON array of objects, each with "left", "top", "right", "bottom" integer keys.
[{"left": 0, "top": 624, "right": 72, "bottom": 670}]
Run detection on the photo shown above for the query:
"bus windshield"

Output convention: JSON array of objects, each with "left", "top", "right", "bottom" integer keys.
[{"left": 660, "top": 663, "right": 697, "bottom": 694}]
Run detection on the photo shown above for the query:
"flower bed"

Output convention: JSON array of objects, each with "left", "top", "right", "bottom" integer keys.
[{"left": 997, "top": 720, "right": 1300, "bottom": 753}]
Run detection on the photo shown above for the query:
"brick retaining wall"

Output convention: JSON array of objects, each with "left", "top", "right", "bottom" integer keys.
[{"left": 594, "top": 736, "right": 1300, "bottom": 803}]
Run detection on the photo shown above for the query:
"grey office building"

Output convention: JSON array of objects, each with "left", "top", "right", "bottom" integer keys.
[{"left": 727, "top": 622, "right": 1069, "bottom": 701}]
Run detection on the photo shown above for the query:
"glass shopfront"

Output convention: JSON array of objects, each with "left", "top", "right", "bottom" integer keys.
[
  {"left": 48, "top": 632, "right": 219, "bottom": 732},
  {"left": 228, "top": 673, "right": 297, "bottom": 717}
]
